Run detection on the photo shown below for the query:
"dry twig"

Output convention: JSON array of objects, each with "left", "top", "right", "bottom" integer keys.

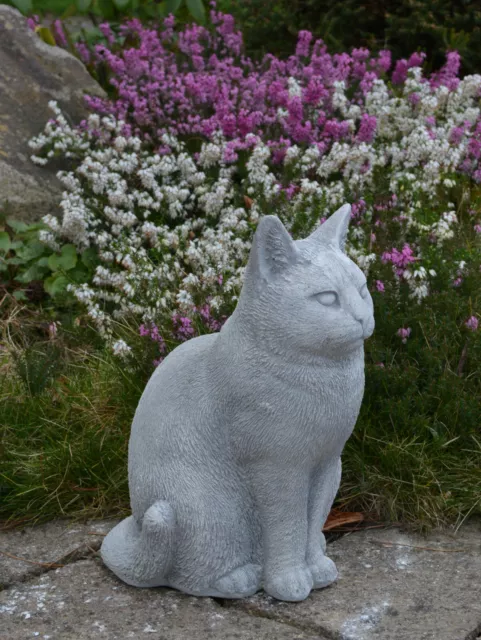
[{"left": 0, "top": 549, "right": 64, "bottom": 568}]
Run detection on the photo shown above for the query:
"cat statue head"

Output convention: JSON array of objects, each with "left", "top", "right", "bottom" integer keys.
[{"left": 233, "top": 204, "right": 375, "bottom": 359}]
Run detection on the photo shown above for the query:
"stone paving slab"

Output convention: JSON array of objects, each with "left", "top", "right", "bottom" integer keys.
[
  {"left": 230, "top": 521, "right": 481, "bottom": 640},
  {"left": 0, "top": 519, "right": 119, "bottom": 588},
  {"left": 1, "top": 518, "right": 480, "bottom": 639},
  {"left": 0, "top": 558, "right": 325, "bottom": 640}
]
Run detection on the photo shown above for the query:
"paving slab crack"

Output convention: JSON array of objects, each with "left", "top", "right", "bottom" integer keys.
[
  {"left": 219, "top": 599, "right": 339, "bottom": 639},
  {"left": 0, "top": 539, "right": 102, "bottom": 592}
]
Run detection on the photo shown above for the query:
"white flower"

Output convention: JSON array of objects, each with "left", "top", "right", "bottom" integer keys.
[{"left": 112, "top": 339, "right": 132, "bottom": 357}]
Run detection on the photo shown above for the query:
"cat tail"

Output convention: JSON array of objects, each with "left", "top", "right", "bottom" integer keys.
[{"left": 101, "top": 500, "right": 175, "bottom": 587}]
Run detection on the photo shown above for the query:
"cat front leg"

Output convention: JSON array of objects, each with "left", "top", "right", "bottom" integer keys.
[
  {"left": 248, "top": 462, "right": 313, "bottom": 601},
  {"left": 307, "top": 457, "right": 341, "bottom": 589}
]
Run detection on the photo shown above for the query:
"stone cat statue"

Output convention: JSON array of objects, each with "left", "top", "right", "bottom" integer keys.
[{"left": 101, "top": 204, "right": 374, "bottom": 602}]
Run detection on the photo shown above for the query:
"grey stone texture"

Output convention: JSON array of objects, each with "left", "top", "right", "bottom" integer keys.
[
  {"left": 0, "top": 519, "right": 117, "bottom": 589},
  {"left": 102, "top": 207, "right": 375, "bottom": 601},
  {"left": 0, "top": 5, "right": 104, "bottom": 221},
  {"left": 1, "top": 519, "right": 481, "bottom": 639},
  {"left": 0, "top": 559, "right": 324, "bottom": 640},
  {"left": 232, "top": 521, "right": 481, "bottom": 640}
]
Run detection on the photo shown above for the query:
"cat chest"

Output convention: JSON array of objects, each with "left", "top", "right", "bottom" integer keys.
[
  {"left": 234, "top": 362, "right": 365, "bottom": 461},
  {"left": 280, "top": 371, "right": 363, "bottom": 436}
]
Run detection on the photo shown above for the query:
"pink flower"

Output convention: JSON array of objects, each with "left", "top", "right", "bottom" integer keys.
[
  {"left": 382, "top": 244, "right": 417, "bottom": 277},
  {"left": 356, "top": 114, "right": 377, "bottom": 143},
  {"left": 99, "top": 22, "right": 115, "bottom": 45},
  {"left": 375, "top": 280, "right": 385, "bottom": 293},
  {"left": 351, "top": 199, "right": 366, "bottom": 218},
  {"left": 453, "top": 277, "right": 463, "bottom": 288},
  {"left": 474, "top": 224, "right": 481, "bottom": 234},
  {"left": 465, "top": 316, "right": 479, "bottom": 331},
  {"left": 27, "top": 15, "right": 40, "bottom": 30},
  {"left": 172, "top": 313, "right": 196, "bottom": 341},
  {"left": 139, "top": 324, "right": 149, "bottom": 337},
  {"left": 295, "top": 30, "right": 313, "bottom": 58},
  {"left": 52, "top": 19, "right": 68, "bottom": 48},
  {"left": 139, "top": 323, "right": 166, "bottom": 352},
  {"left": 397, "top": 327, "right": 412, "bottom": 343}
]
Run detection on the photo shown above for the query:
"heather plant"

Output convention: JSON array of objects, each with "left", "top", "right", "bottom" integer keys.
[
  {"left": 216, "top": 0, "right": 481, "bottom": 75},
  {"left": 29, "top": 13, "right": 481, "bottom": 356}
]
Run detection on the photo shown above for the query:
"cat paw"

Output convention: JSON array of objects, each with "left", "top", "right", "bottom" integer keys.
[
  {"left": 264, "top": 565, "right": 313, "bottom": 602},
  {"left": 213, "top": 563, "right": 262, "bottom": 598},
  {"left": 308, "top": 554, "right": 338, "bottom": 589}
]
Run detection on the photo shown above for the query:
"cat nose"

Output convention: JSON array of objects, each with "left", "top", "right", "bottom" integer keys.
[{"left": 347, "top": 297, "right": 368, "bottom": 329}]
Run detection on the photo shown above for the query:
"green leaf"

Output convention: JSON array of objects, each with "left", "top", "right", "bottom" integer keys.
[
  {"left": 36, "top": 256, "right": 51, "bottom": 267},
  {"left": 5, "top": 257, "right": 27, "bottom": 266},
  {"left": 80, "top": 247, "right": 98, "bottom": 269},
  {"left": 57, "top": 244, "right": 78, "bottom": 271},
  {"left": 185, "top": 0, "right": 205, "bottom": 22},
  {"left": 10, "top": 0, "right": 33, "bottom": 14},
  {"left": 35, "top": 26, "right": 57, "bottom": 47},
  {"left": 164, "top": 0, "right": 183, "bottom": 14},
  {"left": 48, "top": 245, "right": 78, "bottom": 272},
  {"left": 15, "top": 242, "right": 45, "bottom": 261},
  {"left": 0, "top": 232, "right": 10, "bottom": 253},
  {"left": 13, "top": 290, "right": 28, "bottom": 301},
  {"left": 69, "top": 265, "right": 89, "bottom": 283},
  {"left": 6, "top": 218, "right": 29, "bottom": 233},
  {"left": 76, "top": 0, "right": 93, "bottom": 10},
  {"left": 16, "top": 263, "right": 49, "bottom": 283},
  {"left": 44, "top": 275, "right": 69, "bottom": 297},
  {"left": 48, "top": 253, "right": 60, "bottom": 271},
  {"left": 112, "top": 0, "right": 131, "bottom": 9}
]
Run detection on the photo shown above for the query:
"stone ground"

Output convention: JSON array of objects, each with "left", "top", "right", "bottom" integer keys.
[{"left": 1, "top": 519, "right": 480, "bottom": 640}]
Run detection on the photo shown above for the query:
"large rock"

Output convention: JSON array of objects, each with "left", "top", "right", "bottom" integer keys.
[{"left": 0, "top": 5, "right": 105, "bottom": 222}]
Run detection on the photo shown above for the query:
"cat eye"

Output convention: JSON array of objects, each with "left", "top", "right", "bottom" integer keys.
[
  {"left": 315, "top": 291, "right": 338, "bottom": 307},
  {"left": 360, "top": 283, "right": 369, "bottom": 298}
]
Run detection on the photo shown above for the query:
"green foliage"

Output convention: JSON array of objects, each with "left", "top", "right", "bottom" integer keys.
[
  {"left": 6, "top": 0, "right": 207, "bottom": 24},
  {"left": 0, "top": 342, "right": 143, "bottom": 523},
  {"left": 12, "top": 342, "right": 63, "bottom": 395},
  {"left": 217, "top": 0, "right": 481, "bottom": 73},
  {"left": 0, "top": 216, "right": 99, "bottom": 303},
  {"left": 9, "top": 0, "right": 33, "bottom": 13},
  {"left": 342, "top": 284, "right": 481, "bottom": 528}
]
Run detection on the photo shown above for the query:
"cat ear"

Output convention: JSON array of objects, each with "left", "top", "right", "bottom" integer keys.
[
  {"left": 249, "top": 215, "right": 297, "bottom": 282},
  {"left": 308, "top": 204, "right": 352, "bottom": 252}
]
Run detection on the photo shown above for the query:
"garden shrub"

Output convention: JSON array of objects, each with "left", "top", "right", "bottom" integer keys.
[
  {"left": 216, "top": 0, "right": 481, "bottom": 75},
  {"left": 29, "top": 15, "right": 481, "bottom": 353},
  {"left": 2, "top": 9, "right": 480, "bottom": 525},
  {"left": 0, "top": 216, "right": 99, "bottom": 303}
]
